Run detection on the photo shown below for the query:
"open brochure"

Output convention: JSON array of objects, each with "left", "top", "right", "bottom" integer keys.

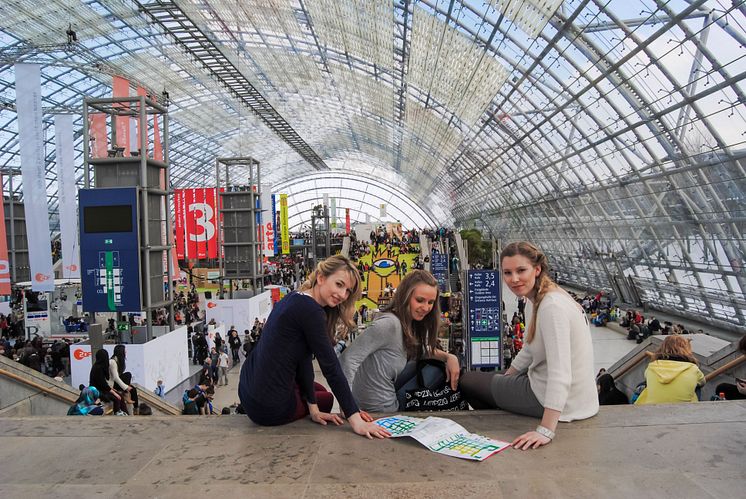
[{"left": 374, "top": 415, "right": 511, "bottom": 461}]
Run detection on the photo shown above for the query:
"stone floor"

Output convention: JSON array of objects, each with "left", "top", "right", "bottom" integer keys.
[{"left": 0, "top": 400, "right": 743, "bottom": 498}]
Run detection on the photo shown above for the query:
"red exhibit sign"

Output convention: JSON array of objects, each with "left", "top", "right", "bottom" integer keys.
[
  {"left": 174, "top": 188, "right": 220, "bottom": 260},
  {"left": 345, "top": 208, "right": 351, "bottom": 235}
]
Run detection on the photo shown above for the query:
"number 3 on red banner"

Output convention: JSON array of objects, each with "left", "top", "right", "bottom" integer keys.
[{"left": 188, "top": 203, "right": 215, "bottom": 242}]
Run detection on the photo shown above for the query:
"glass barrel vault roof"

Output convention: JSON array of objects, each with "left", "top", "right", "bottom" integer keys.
[{"left": 0, "top": 0, "right": 744, "bottom": 331}]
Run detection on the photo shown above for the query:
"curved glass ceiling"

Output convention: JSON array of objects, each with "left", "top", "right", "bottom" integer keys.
[{"left": 0, "top": 0, "right": 744, "bottom": 331}]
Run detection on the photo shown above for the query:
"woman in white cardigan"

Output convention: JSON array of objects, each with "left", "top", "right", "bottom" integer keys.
[{"left": 461, "top": 241, "right": 598, "bottom": 450}]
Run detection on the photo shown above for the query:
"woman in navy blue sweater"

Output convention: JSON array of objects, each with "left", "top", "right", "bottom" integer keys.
[{"left": 239, "top": 255, "right": 390, "bottom": 439}]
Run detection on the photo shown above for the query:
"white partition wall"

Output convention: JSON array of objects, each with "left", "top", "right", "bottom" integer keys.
[
  {"left": 205, "top": 291, "right": 273, "bottom": 334},
  {"left": 70, "top": 326, "right": 190, "bottom": 392}
]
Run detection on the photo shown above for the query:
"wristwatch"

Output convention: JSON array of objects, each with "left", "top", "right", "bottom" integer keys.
[{"left": 535, "top": 425, "right": 555, "bottom": 440}]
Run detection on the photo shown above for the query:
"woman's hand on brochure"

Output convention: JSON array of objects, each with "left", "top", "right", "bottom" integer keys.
[
  {"left": 349, "top": 412, "right": 391, "bottom": 439},
  {"left": 512, "top": 430, "right": 551, "bottom": 450}
]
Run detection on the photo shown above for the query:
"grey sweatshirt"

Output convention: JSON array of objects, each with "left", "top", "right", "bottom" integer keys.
[{"left": 340, "top": 313, "right": 407, "bottom": 412}]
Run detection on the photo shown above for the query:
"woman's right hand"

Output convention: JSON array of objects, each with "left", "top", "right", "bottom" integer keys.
[
  {"left": 348, "top": 412, "right": 390, "bottom": 439},
  {"left": 111, "top": 391, "right": 122, "bottom": 401}
]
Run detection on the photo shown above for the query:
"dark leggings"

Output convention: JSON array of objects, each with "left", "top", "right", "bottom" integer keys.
[
  {"left": 291, "top": 382, "right": 334, "bottom": 422},
  {"left": 100, "top": 391, "right": 124, "bottom": 413},
  {"left": 120, "top": 372, "right": 139, "bottom": 412}
]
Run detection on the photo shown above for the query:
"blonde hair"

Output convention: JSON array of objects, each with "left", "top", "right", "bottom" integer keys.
[
  {"left": 300, "top": 255, "right": 361, "bottom": 343},
  {"left": 500, "top": 241, "right": 555, "bottom": 344},
  {"left": 385, "top": 269, "right": 440, "bottom": 359},
  {"left": 648, "top": 335, "right": 698, "bottom": 365}
]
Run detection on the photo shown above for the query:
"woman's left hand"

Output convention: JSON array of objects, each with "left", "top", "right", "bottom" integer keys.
[
  {"left": 445, "top": 354, "right": 460, "bottom": 390},
  {"left": 512, "top": 431, "right": 551, "bottom": 450},
  {"left": 310, "top": 411, "right": 344, "bottom": 426}
]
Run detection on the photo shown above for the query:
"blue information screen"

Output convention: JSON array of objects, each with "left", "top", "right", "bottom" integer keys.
[
  {"left": 430, "top": 253, "right": 448, "bottom": 292},
  {"left": 79, "top": 188, "right": 142, "bottom": 313},
  {"left": 467, "top": 269, "right": 501, "bottom": 369}
]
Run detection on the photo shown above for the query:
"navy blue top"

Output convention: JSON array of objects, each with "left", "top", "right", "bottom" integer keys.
[{"left": 238, "top": 291, "right": 359, "bottom": 425}]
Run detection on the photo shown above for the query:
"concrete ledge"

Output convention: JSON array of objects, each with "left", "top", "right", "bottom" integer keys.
[{"left": 0, "top": 401, "right": 743, "bottom": 498}]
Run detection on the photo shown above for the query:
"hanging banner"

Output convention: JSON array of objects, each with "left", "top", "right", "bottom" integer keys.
[
  {"left": 89, "top": 113, "right": 108, "bottom": 158},
  {"left": 54, "top": 115, "right": 80, "bottom": 279},
  {"left": 174, "top": 189, "right": 185, "bottom": 259},
  {"left": 15, "top": 64, "right": 54, "bottom": 291},
  {"left": 380, "top": 203, "right": 387, "bottom": 219},
  {"left": 272, "top": 194, "right": 279, "bottom": 256},
  {"left": 345, "top": 208, "right": 351, "bottom": 235},
  {"left": 112, "top": 75, "right": 130, "bottom": 156},
  {"left": 136, "top": 86, "right": 148, "bottom": 157},
  {"left": 260, "top": 188, "right": 274, "bottom": 257},
  {"left": 0, "top": 175, "right": 10, "bottom": 295},
  {"left": 331, "top": 197, "right": 337, "bottom": 229},
  {"left": 280, "top": 193, "right": 290, "bottom": 255},
  {"left": 176, "top": 188, "right": 219, "bottom": 260}
]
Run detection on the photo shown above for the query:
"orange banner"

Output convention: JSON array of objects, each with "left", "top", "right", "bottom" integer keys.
[
  {"left": 89, "top": 113, "right": 108, "bottom": 158},
  {"left": 112, "top": 75, "right": 130, "bottom": 156}
]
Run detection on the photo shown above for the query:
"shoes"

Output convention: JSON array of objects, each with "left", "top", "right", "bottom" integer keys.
[{"left": 114, "top": 411, "right": 128, "bottom": 416}]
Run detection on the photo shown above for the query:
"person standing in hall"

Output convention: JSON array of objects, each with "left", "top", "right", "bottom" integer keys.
[
  {"left": 460, "top": 241, "right": 599, "bottom": 450},
  {"left": 238, "top": 255, "right": 390, "bottom": 439},
  {"left": 217, "top": 348, "right": 230, "bottom": 386},
  {"left": 228, "top": 329, "right": 242, "bottom": 364}
]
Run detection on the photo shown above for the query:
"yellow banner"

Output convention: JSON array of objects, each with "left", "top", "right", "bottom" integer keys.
[{"left": 280, "top": 193, "right": 290, "bottom": 254}]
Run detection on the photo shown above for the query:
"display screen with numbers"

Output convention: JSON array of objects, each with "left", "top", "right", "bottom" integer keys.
[{"left": 466, "top": 269, "right": 501, "bottom": 369}]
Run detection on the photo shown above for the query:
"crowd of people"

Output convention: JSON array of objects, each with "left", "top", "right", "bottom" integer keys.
[{"left": 6, "top": 222, "right": 744, "bottom": 433}]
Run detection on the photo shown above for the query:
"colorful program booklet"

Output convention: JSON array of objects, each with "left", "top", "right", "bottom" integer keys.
[{"left": 374, "top": 415, "right": 511, "bottom": 461}]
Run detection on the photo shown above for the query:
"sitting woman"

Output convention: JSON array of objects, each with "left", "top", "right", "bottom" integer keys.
[
  {"left": 238, "top": 255, "right": 390, "bottom": 439},
  {"left": 339, "top": 270, "right": 459, "bottom": 412},
  {"left": 88, "top": 349, "right": 126, "bottom": 415},
  {"left": 110, "top": 344, "right": 139, "bottom": 415},
  {"left": 635, "top": 335, "right": 705, "bottom": 405},
  {"left": 714, "top": 334, "right": 746, "bottom": 400},
  {"left": 67, "top": 386, "right": 104, "bottom": 416},
  {"left": 460, "top": 242, "right": 599, "bottom": 450},
  {"left": 597, "top": 373, "right": 629, "bottom": 405}
]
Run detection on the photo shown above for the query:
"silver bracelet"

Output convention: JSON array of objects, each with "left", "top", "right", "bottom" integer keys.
[{"left": 535, "top": 425, "right": 555, "bottom": 440}]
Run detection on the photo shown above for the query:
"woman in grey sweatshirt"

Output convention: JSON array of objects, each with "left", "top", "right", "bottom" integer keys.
[{"left": 340, "top": 270, "right": 460, "bottom": 412}]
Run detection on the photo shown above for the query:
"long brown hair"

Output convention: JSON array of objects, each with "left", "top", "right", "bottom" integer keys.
[
  {"left": 300, "top": 254, "right": 361, "bottom": 344},
  {"left": 648, "top": 335, "right": 698, "bottom": 365},
  {"left": 385, "top": 269, "right": 440, "bottom": 359},
  {"left": 500, "top": 241, "right": 555, "bottom": 344}
]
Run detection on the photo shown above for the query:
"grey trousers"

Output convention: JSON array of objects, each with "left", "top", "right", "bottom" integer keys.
[{"left": 460, "top": 371, "right": 544, "bottom": 418}]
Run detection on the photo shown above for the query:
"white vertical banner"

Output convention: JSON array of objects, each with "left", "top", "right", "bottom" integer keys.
[
  {"left": 323, "top": 193, "right": 329, "bottom": 207},
  {"left": 330, "top": 197, "right": 337, "bottom": 229},
  {"left": 380, "top": 203, "right": 387, "bottom": 219},
  {"left": 54, "top": 115, "right": 80, "bottom": 279},
  {"left": 260, "top": 187, "right": 274, "bottom": 257},
  {"left": 15, "top": 64, "right": 54, "bottom": 291}
]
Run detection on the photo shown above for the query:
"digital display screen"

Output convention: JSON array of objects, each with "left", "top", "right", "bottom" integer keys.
[{"left": 83, "top": 205, "right": 133, "bottom": 233}]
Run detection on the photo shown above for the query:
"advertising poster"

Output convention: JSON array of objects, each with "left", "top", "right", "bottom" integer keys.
[{"left": 280, "top": 194, "right": 290, "bottom": 255}]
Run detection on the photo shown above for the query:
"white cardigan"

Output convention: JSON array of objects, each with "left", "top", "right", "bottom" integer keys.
[{"left": 510, "top": 291, "right": 599, "bottom": 422}]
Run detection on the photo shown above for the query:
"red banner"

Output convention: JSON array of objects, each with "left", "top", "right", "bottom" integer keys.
[
  {"left": 0, "top": 175, "right": 10, "bottom": 295},
  {"left": 345, "top": 208, "right": 351, "bottom": 235},
  {"left": 89, "top": 114, "right": 108, "bottom": 158},
  {"left": 176, "top": 188, "right": 219, "bottom": 260},
  {"left": 112, "top": 76, "right": 130, "bottom": 156},
  {"left": 174, "top": 189, "right": 185, "bottom": 259}
]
